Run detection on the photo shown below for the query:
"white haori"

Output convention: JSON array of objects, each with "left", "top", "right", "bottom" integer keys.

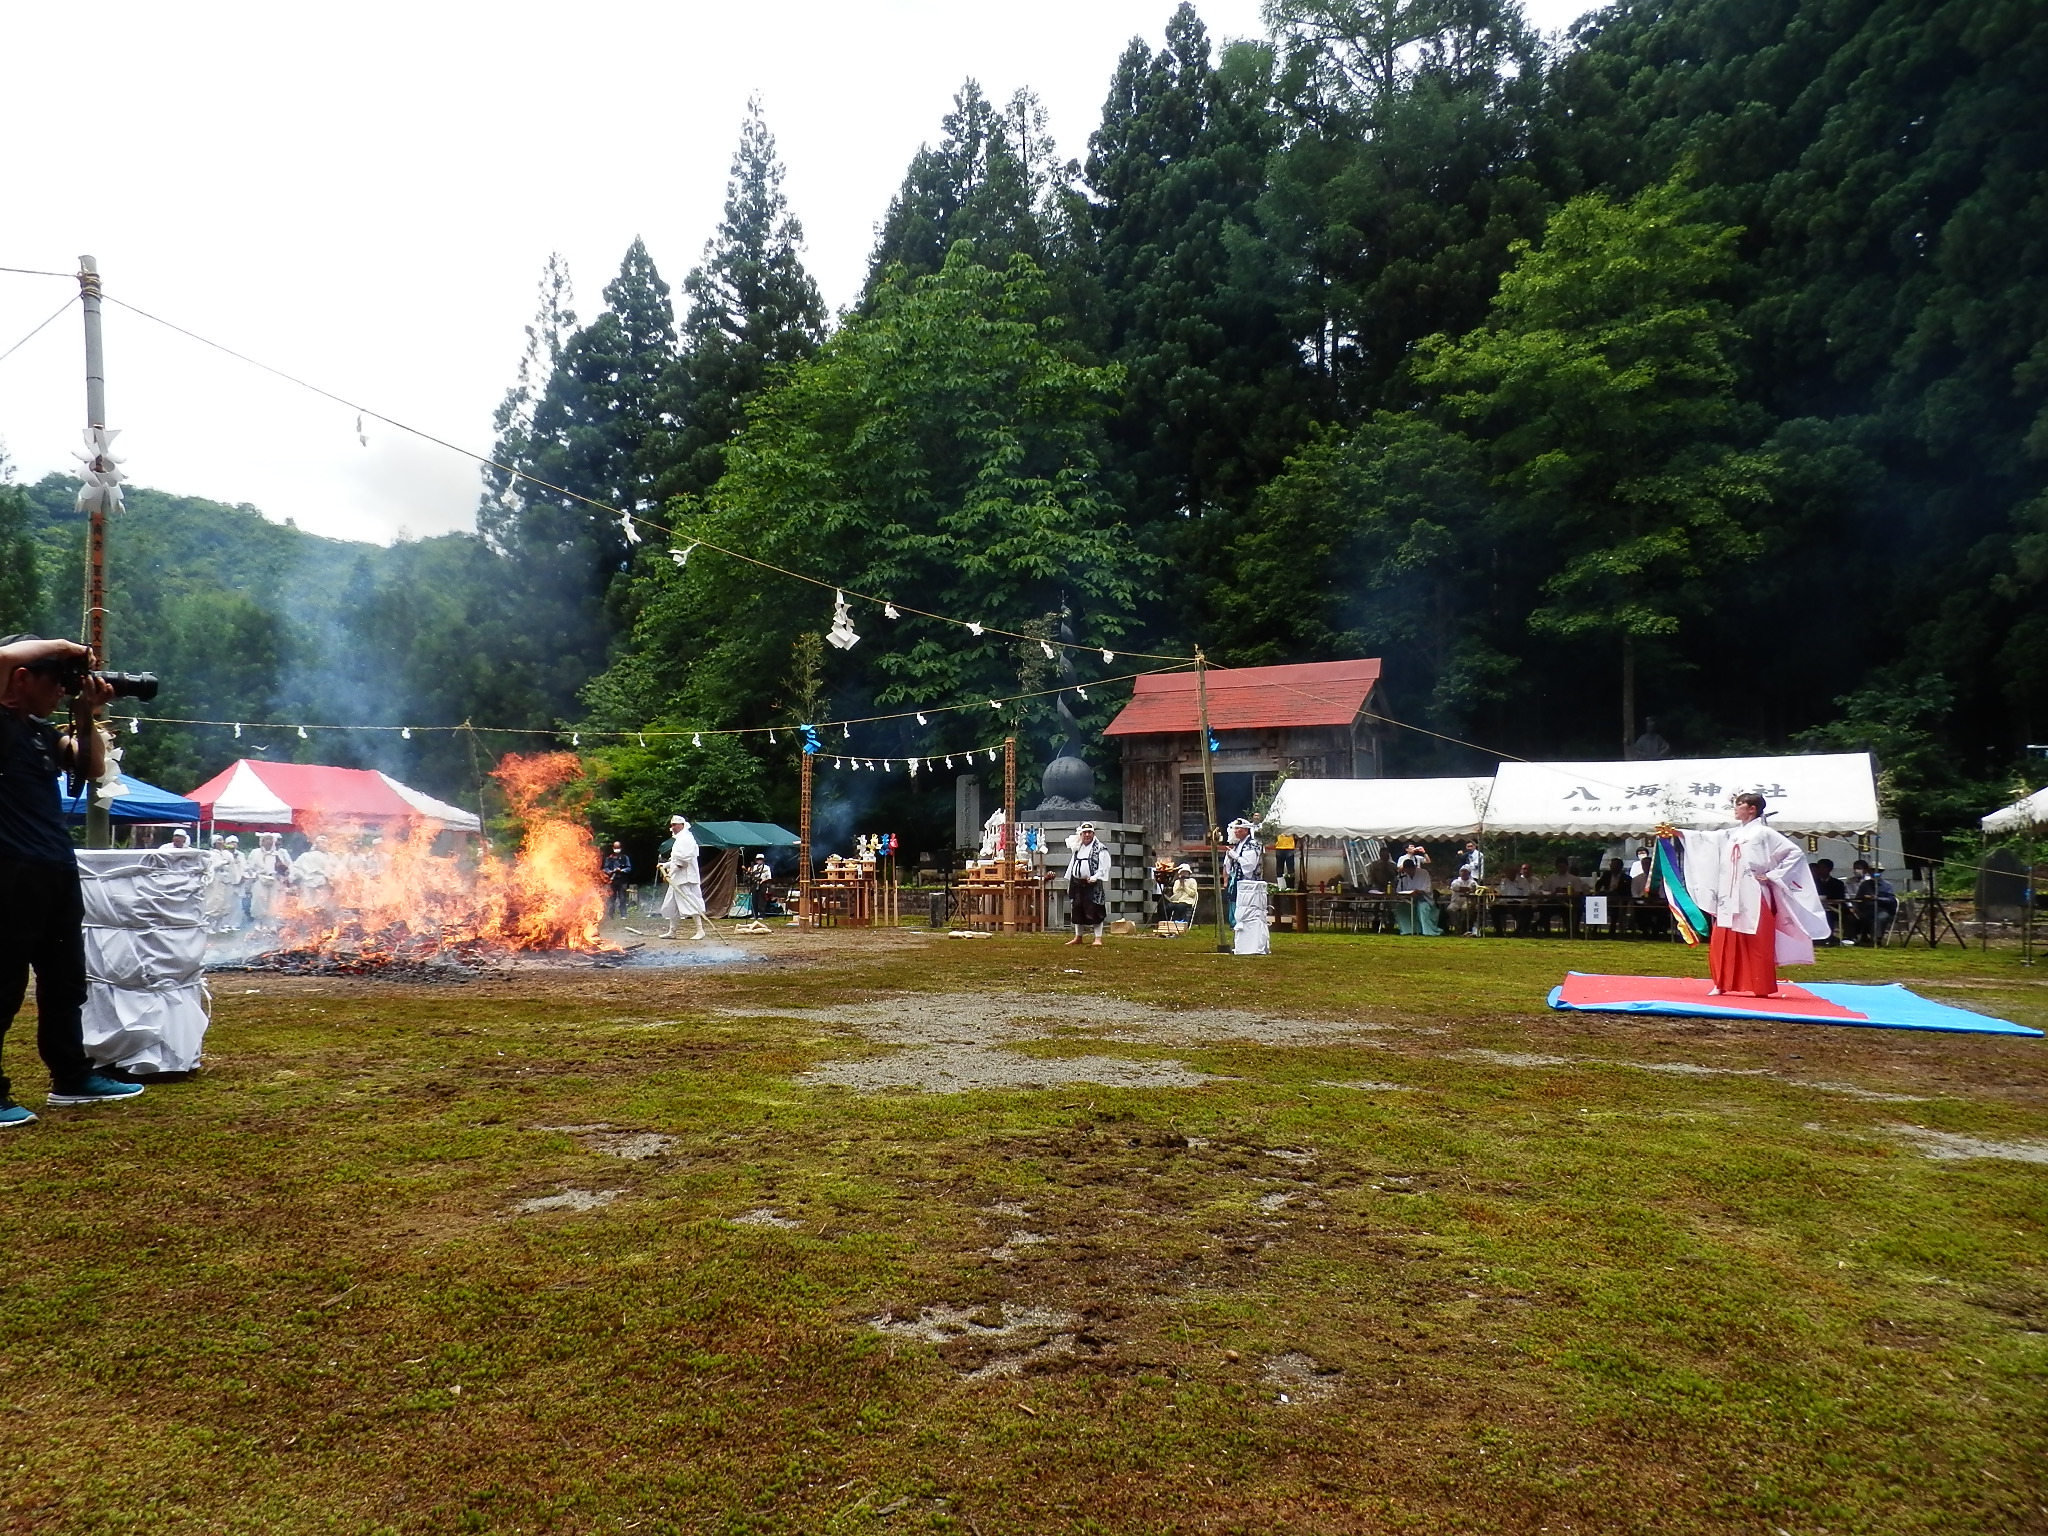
[
  {"left": 660, "top": 827, "right": 706, "bottom": 919},
  {"left": 1678, "top": 820, "right": 1831, "bottom": 964}
]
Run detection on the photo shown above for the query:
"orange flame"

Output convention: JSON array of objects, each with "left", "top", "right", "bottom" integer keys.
[{"left": 269, "top": 752, "right": 611, "bottom": 960}]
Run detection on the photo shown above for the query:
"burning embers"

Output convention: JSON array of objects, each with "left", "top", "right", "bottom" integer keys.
[{"left": 215, "top": 752, "right": 620, "bottom": 980}]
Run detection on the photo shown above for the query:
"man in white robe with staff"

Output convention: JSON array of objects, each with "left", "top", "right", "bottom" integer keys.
[{"left": 658, "top": 814, "right": 708, "bottom": 941}]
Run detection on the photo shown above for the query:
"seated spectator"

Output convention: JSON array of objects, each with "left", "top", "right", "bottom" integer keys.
[
  {"left": 1162, "top": 864, "right": 1200, "bottom": 936},
  {"left": 1847, "top": 859, "right": 1897, "bottom": 946},
  {"left": 1447, "top": 867, "right": 1480, "bottom": 936},
  {"left": 1594, "top": 857, "right": 1629, "bottom": 897},
  {"left": 1492, "top": 862, "right": 1536, "bottom": 936},
  {"left": 1364, "top": 849, "right": 1396, "bottom": 894},
  {"left": 1810, "top": 858, "right": 1847, "bottom": 944}
]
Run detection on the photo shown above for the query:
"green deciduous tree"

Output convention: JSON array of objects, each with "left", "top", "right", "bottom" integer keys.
[
  {"left": 586, "top": 246, "right": 1145, "bottom": 800},
  {"left": 0, "top": 460, "right": 41, "bottom": 636},
  {"left": 1215, "top": 412, "right": 1507, "bottom": 744},
  {"left": 1416, "top": 177, "right": 1775, "bottom": 753}
]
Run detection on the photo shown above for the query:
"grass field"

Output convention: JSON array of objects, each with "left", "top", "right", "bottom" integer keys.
[{"left": 3, "top": 929, "right": 2045, "bottom": 1534}]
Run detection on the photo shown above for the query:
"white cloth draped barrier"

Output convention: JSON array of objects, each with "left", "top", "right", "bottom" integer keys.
[{"left": 76, "top": 848, "right": 211, "bottom": 1075}]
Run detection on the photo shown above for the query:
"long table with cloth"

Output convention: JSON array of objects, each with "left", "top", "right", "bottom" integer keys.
[{"left": 76, "top": 847, "right": 211, "bottom": 1074}]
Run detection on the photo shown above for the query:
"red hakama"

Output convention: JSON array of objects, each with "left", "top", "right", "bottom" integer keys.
[{"left": 1709, "top": 884, "right": 1780, "bottom": 997}]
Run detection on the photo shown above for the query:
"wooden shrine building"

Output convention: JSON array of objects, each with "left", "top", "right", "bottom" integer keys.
[{"left": 1103, "top": 659, "right": 1385, "bottom": 857}]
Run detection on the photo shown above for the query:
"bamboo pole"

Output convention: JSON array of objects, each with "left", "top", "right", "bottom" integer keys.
[
  {"left": 798, "top": 749, "right": 813, "bottom": 927},
  {"left": 1195, "top": 650, "right": 1228, "bottom": 951},
  {"left": 1002, "top": 735, "right": 1018, "bottom": 934}
]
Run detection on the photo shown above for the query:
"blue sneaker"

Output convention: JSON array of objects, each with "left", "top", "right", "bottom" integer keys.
[
  {"left": 0, "top": 1102, "right": 37, "bottom": 1128},
  {"left": 47, "top": 1075, "right": 146, "bottom": 1107}
]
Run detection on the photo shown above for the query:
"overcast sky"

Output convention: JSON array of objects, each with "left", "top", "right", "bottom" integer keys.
[{"left": 0, "top": 0, "right": 1594, "bottom": 547}]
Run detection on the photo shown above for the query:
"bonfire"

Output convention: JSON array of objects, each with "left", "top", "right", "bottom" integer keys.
[{"left": 224, "top": 753, "right": 619, "bottom": 980}]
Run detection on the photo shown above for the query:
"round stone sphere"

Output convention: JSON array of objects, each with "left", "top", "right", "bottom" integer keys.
[{"left": 1040, "top": 752, "right": 1097, "bottom": 804}]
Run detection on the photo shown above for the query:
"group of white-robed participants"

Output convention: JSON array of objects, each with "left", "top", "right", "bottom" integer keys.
[
  {"left": 1059, "top": 818, "right": 1274, "bottom": 953},
  {"left": 181, "top": 828, "right": 343, "bottom": 934}
]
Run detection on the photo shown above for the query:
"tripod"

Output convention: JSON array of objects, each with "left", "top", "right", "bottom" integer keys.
[{"left": 1900, "top": 871, "right": 1966, "bottom": 948}]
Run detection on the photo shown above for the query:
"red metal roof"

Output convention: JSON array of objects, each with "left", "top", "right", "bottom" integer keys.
[{"left": 1103, "top": 659, "right": 1381, "bottom": 736}]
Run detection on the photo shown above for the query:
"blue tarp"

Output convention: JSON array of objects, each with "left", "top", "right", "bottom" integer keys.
[
  {"left": 59, "top": 773, "right": 201, "bottom": 824},
  {"left": 1546, "top": 972, "right": 2040, "bottom": 1037}
]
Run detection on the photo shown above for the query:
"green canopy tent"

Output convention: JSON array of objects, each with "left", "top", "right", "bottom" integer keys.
[
  {"left": 687, "top": 821, "right": 800, "bottom": 849},
  {"left": 664, "top": 821, "right": 800, "bottom": 918}
]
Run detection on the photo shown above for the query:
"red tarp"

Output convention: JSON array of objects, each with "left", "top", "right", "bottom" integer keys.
[{"left": 186, "top": 759, "right": 478, "bottom": 831}]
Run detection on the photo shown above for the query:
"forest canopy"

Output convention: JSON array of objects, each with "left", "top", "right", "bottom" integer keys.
[{"left": 4, "top": 0, "right": 2042, "bottom": 860}]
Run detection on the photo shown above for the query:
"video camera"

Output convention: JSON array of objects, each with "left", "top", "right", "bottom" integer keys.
[{"left": 27, "top": 657, "right": 160, "bottom": 702}]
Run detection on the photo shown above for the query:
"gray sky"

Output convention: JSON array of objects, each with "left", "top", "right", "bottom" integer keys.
[{"left": 0, "top": 0, "right": 1595, "bottom": 546}]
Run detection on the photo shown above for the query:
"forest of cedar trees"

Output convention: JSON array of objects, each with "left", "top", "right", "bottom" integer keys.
[{"left": 1, "top": 0, "right": 2041, "bottom": 866}]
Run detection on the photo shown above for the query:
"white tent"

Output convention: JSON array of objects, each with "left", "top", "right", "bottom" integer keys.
[
  {"left": 1983, "top": 786, "right": 2048, "bottom": 837},
  {"left": 1264, "top": 777, "right": 1494, "bottom": 840},
  {"left": 1484, "top": 753, "right": 1880, "bottom": 837}
]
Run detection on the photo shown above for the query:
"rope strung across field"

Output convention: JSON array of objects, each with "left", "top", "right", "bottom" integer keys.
[
  {"left": 104, "top": 662, "right": 1195, "bottom": 754},
  {"left": 97, "top": 291, "right": 1196, "bottom": 666},
  {"left": 0, "top": 293, "right": 76, "bottom": 369}
]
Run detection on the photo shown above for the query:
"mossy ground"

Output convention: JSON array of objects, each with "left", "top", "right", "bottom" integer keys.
[{"left": 3, "top": 930, "right": 2044, "bottom": 1534}]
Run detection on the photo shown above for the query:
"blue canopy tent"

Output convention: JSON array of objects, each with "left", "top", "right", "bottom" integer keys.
[{"left": 60, "top": 773, "right": 201, "bottom": 824}]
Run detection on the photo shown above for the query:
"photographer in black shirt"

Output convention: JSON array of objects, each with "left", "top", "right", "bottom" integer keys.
[{"left": 0, "top": 635, "right": 147, "bottom": 1125}]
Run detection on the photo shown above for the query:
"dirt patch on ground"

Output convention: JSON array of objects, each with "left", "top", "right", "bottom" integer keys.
[
  {"left": 510, "top": 1188, "right": 620, "bottom": 1214},
  {"left": 729, "top": 990, "right": 1386, "bottom": 1094},
  {"left": 1262, "top": 1350, "right": 1344, "bottom": 1404},
  {"left": 1888, "top": 1125, "right": 2048, "bottom": 1163},
  {"left": 868, "top": 1302, "right": 1091, "bottom": 1378}
]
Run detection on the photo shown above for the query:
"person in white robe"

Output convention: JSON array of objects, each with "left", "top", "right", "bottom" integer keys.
[
  {"left": 1223, "top": 818, "right": 1270, "bottom": 954},
  {"left": 1669, "top": 792, "right": 1831, "bottom": 997},
  {"left": 202, "top": 835, "right": 242, "bottom": 933},
  {"left": 659, "top": 814, "right": 707, "bottom": 939},
  {"left": 245, "top": 832, "right": 290, "bottom": 926},
  {"left": 1062, "top": 823, "right": 1111, "bottom": 946},
  {"left": 291, "top": 835, "right": 338, "bottom": 917}
]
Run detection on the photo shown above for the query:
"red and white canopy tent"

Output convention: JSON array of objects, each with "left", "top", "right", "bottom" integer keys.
[{"left": 187, "top": 760, "right": 482, "bottom": 834}]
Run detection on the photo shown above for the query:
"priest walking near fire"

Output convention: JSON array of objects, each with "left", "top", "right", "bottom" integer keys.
[
  {"left": 1661, "top": 792, "right": 1830, "bottom": 998},
  {"left": 658, "top": 814, "right": 707, "bottom": 941}
]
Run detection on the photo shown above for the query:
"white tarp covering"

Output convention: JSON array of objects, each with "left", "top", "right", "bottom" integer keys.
[
  {"left": 76, "top": 848, "right": 211, "bottom": 1074},
  {"left": 1264, "top": 776, "right": 1494, "bottom": 840},
  {"left": 1484, "top": 753, "right": 1880, "bottom": 836},
  {"left": 1984, "top": 786, "right": 2048, "bottom": 836},
  {"left": 377, "top": 772, "right": 483, "bottom": 832}
]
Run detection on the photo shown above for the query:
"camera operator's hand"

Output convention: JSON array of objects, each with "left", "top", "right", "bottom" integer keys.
[{"left": 76, "top": 669, "right": 114, "bottom": 709}]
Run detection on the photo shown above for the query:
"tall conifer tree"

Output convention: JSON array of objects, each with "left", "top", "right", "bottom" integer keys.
[
  {"left": 1085, "top": 6, "right": 1318, "bottom": 540},
  {"left": 654, "top": 100, "right": 827, "bottom": 501}
]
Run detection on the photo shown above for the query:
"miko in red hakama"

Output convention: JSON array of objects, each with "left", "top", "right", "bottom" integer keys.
[
  {"left": 1707, "top": 882, "right": 1782, "bottom": 997},
  {"left": 1679, "top": 815, "right": 1833, "bottom": 1000}
]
